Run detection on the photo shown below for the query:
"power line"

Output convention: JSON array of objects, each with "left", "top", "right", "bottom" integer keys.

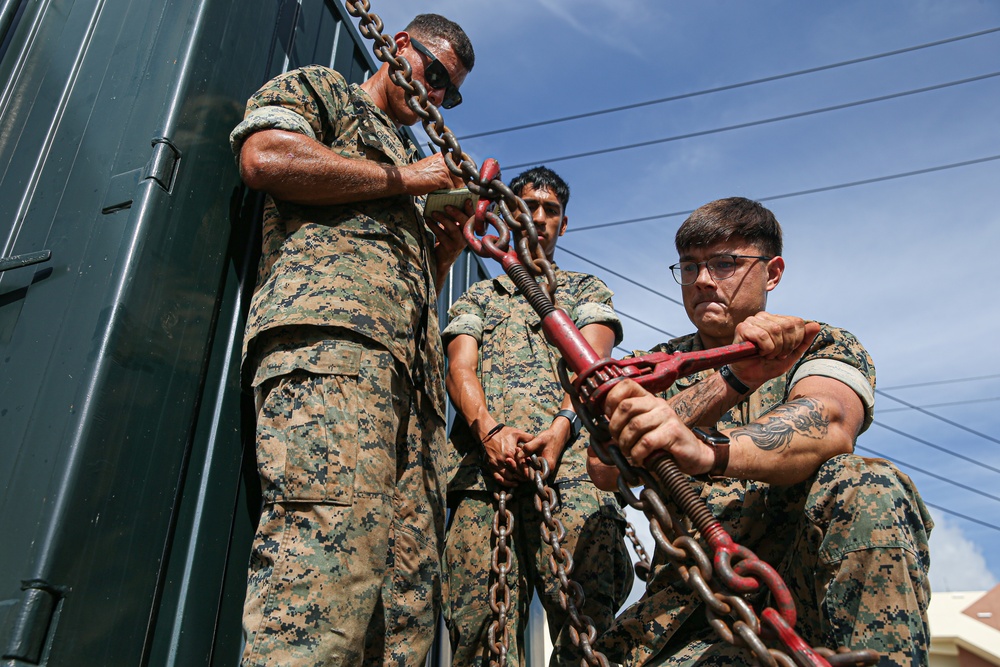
[
  {"left": 878, "top": 396, "right": 1000, "bottom": 415},
  {"left": 922, "top": 500, "right": 1000, "bottom": 532},
  {"left": 870, "top": 421, "right": 1000, "bottom": 476},
  {"left": 876, "top": 390, "right": 1000, "bottom": 445},
  {"left": 880, "top": 373, "right": 1000, "bottom": 391},
  {"left": 615, "top": 308, "right": 677, "bottom": 339},
  {"left": 567, "top": 153, "right": 1000, "bottom": 233},
  {"left": 856, "top": 445, "right": 1000, "bottom": 504},
  {"left": 457, "top": 26, "right": 1000, "bottom": 140},
  {"left": 560, "top": 246, "right": 683, "bottom": 306},
  {"left": 506, "top": 70, "right": 1000, "bottom": 170}
]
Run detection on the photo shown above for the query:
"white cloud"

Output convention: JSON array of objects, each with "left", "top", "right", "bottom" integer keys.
[{"left": 928, "top": 510, "right": 999, "bottom": 592}]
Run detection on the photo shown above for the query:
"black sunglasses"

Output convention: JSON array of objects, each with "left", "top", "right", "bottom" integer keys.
[{"left": 408, "top": 37, "right": 462, "bottom": 109}]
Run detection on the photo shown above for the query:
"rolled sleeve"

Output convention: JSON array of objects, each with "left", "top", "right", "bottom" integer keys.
[
  {"left": 789, "top": 359, "right": 876, "bottom": 433},
  {"left": 573, "top": 302, "right": 623, "bottom": 345},
  {"left": 229, "top": 106, "right": 318, "bottom": 158},
  {"left": 442, "top": 312, "right": 484, "bottom": 344}
]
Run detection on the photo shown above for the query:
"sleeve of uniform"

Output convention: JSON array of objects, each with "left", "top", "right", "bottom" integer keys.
[
  {"left": 229, "top": 65, "right": 347, "bottom": 159},
  {"left": 788, "top": 324, "right": 877, "bottom": 433},
  {"left": 441, "top": 282, "right": 488, "bottom": 345},
  {"left": 569, "top": 274, "right": 624, "bottom": 346}
]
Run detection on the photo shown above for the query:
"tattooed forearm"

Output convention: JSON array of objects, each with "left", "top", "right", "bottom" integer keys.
[
  {"left": 669, "top": 378, "right": 728, "bottom": 424},
  {"left": 735, "top": 397, "right": 829, "bottom": 452}
]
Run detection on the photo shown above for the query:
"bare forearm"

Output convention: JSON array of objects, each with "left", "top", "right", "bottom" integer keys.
[
  {"left": 240, "top": 130, "right": 453, "bottom": 205},
  {"left": 667, "top": 372, "right": 745, "bottom": 426},
  {"left": 446, "top": 366, "right": 496, "bottom": 439},
  {"left": 725, "top": 397, "right": 854, "bottom": 485}
]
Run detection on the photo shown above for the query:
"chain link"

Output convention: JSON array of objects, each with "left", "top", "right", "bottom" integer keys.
[
  {"left": 526, "top": 455, "right": 611, "bottom": 667},
  {"left": 624, "top": 520, "right": 652, "bottom": 581},
  {"left": 346, "top": 3, "right": 878, "bottom": 665},
  {"left": 344, "top": 0, "right": 558, "bottom": 300},
  {"left": 487, "top": 489, "right": 514, "bottom": 667}
]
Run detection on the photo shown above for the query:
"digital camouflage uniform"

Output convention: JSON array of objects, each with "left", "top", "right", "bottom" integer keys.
[
  {"left": 442, "top": 268, "right": 635, "bottom": 667},
  {"left": 230, "top": 66, "right": 449, "bottom": 666},
  {"left": 597, "top": 324, "right": 933, "bottom": 667}
]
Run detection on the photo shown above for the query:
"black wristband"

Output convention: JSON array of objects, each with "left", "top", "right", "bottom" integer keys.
[
  {"left": 555, "top": 409, "right": 583, "bottom": 441},
  {"left": 482, "top": 423, "right": 505, "bottom": 443},
  {"left": 719, "top": 365, "right": 751, "bottom": 395}
]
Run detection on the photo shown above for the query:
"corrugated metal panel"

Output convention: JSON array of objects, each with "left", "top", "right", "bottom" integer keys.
[{"left": 0, "top": 0, "right": 490, "bottom": 664}]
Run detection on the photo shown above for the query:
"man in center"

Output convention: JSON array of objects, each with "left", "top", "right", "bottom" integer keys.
[{"left": 441, "top": 166, "right": 634, "bottom": 666}]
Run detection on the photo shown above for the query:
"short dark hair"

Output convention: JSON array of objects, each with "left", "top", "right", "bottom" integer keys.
[
  {"left": 509, "top": 166, "right": 570, "bottom": 212},
  {"left": 675, "top": 197, "right": 782, "bottom": 257},
  {"left": 406, "top": 14, "right": 475, "bottom": 72}
]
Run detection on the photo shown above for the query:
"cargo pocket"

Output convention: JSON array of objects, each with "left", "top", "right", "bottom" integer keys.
[{"left": 256, "top": 350, "right": 362, "bottom": 505}]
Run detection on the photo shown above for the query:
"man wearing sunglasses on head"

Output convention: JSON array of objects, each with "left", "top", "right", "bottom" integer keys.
[
  {"left": 589, "top": 197, "right": 933, "bottom": 667},
  {"left": 229, "top": 13, "right": 474, "bottom": 667}
]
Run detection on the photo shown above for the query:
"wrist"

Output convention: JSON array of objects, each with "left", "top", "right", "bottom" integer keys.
[
  {"left": 554, "top": 409, "right": 582, "bottom": 443},
  {"left": 692, "top": 426, "right": 730, "bottom": 478},
  {"left": 719, "top": 364, "right": 752, "bottom": 396}
]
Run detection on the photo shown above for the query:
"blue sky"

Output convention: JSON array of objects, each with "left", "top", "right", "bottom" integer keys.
[{"left": 355, "top": 1, "right": 1000, "bottom": 595}]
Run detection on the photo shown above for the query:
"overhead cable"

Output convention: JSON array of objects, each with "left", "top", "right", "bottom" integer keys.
[
  {"left": 458, "top": 26, "right": 1000, "bottom": 140},
  {"left": 856, "top": 445, "right": 1000, "bottom": 504},
  {"left": 507, "top": 71, "right": 1000, "bottom": 170},
  {"left": 921, "top": 500, "right": 1000, "bottom": 532},
  {"left": 870, "top": 421, "right": 1000, "bottom": 475},
  {"left": 560, "top": 246, "right": 683, "bottom": 306},
  {"left": 880, "top": 373, "right": 1000, "bottom": 391},
  {"left": 565, "top": 153, "right": 1000, "bottom": 233},
  {"left": 876, "top": 389, "right": 1000, "bottom": 445},
  {"left": 878, "top": 396, "right": 1000, "bottom": 415}
]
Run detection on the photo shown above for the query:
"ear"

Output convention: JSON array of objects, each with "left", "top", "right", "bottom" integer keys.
[
  {"left": 394, "top": 31, "right": 410, "bottom": 51},
  {"left": 765, "top": 256, "right": 784, "bottom": 292},
  {"left": 558, "top": 215, "right": 569, "bottom": 237}
]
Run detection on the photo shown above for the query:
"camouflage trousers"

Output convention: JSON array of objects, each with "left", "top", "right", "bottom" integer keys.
[
  {"left": 598, "top": 454, "right": 933, "bottom": 667},
  {"left": 241, "top": 337, "right": 447, "bottom": 667},
  {"left": 443, "top": 480, "right": 634, "bottom": 667}
]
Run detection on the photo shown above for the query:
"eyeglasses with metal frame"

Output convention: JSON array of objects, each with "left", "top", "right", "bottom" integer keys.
[
  {"left": 669, "top": 254, "right": 772, "bottom": 286},
  {"left": 408, "top": 37, "right": 462, "bottom": 109}
]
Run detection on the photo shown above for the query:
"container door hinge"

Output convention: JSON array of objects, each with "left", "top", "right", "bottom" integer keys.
[
  {"left": 144, "top": 137, "right": 180, "bottom": 192},
  {"left": 101, "top": 136, "right": 181, "bottom": 214},
  {"left": 2, "top": 580, "right": 66, "bottom": 664}
]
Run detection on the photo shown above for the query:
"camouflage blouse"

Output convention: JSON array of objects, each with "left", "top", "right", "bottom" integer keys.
[
  {"left": 442, "top": 268, "right": 623, "bottom": 490},
  {"left": 230, "top": 66, "right": 445, "bottom": 417}
]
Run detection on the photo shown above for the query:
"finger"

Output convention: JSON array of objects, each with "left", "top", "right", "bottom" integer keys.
[{"left": 603, "top": 379, "right": 650, "bottom": 417}]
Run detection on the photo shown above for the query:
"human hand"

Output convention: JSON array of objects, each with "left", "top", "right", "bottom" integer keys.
[
  {"left": 401, "top": 152, "right": 465, "bottom": 195},
  {"left": 516, "top": 424, "right": 569, "bottom": 481},
  {"left": 728, "top": 314, "right": 821, "bottom": 390},
  {"left": 482, "top": 424, "right": 532, "bottom": 487},
  {"left": 430, "top": 198, "right": 474, "bottom": 269},
  {"left": 604, "top": 379, "right": 714, "bottom": 474}
]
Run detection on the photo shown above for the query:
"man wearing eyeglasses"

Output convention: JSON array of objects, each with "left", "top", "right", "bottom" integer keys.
[
  {"left": 229, "top": 13, "right": 475, "bottom": 667},
  {"left": 590, "top": 197, "right": 932, "bottom": 667}
]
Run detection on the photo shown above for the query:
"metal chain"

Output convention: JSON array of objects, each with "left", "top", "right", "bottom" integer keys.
[
  {"left": 526, "top": 455, "right": 611, "bottom": 667},
  {"left": 625, "top": 520, "right": 652, "bottom": 582},
  {"left": 344, "top": 0, "right": 558, "bottom": 300},
  {"left": 346, "top": 3, "right": 876, "bottom": 665},
  {"left": 487, "top": 489, "right": 514, "bottom": 667}
]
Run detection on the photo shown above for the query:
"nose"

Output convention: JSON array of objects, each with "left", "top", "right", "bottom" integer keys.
[
  {"left": 693, "top": 262, "right": 717, "bottom": 287},
  {"left": 532, "top": 206, "right": 546, "bottom": 225},
  {"left": 427, "top": 86, "right": 445, "bottom": 107}
]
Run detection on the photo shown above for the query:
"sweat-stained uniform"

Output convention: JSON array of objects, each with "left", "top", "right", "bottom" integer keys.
[
  {"left": 229, "top": 65, "right": 449, "bottom": 667},
  {"left": 597, "top": 324, "right": 933, "bottom": 667},
  {"left": 441, "top": 268, "right": 635, "bottom": 667}
]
